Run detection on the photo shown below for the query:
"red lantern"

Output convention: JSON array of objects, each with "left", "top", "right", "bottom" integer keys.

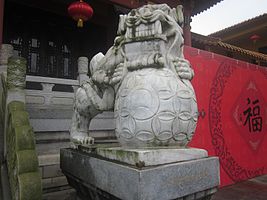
[
  {"left": 249, "top": 34, "right": 261, "bottom": 42},
  {"left": 68, "top": 0, "right": 93, "bottom": 28}
]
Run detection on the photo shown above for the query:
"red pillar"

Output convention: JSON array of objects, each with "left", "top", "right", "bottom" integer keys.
[
  {"left": 183, "top": 1, "right": 193, "bottom": 46},
  {"left": 0, "top": 0, "right": 4, "bottom": 46}
]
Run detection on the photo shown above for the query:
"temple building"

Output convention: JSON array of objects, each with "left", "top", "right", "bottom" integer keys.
[
  {"left": 0, "top": 0, "right": 223, "bottom": 79},
  {"left": 192, "top": 14, "right": 267, "bottom": 66},
  {"left": 0, "top": 0, "right": 267, "bottom": 199}
]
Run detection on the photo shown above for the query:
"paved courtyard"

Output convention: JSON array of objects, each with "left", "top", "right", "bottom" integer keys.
[{"left": 212, "top": 174, "right": 267, "bottom": 200}]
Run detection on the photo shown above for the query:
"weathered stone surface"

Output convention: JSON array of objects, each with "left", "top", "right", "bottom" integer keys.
[
  {"left": 77, "top": 57, "right": 90, "bottom": 85},
  {"left": 18, "top": 172, "right": 42, "bottom": 200},
  {"left": 0, "top": 163, "right": 12, "bottom": 200},
  {"left": 96, "top": 147, "right": 207, "bottom": 166},
  {"left": 0, "top": 44, "right": 13, "bottom": 74},
  {"left": 7, "top": 57, "right": 27, "bottom": 90},
  {"left": 42, "top": 164, "right": 64, "bottom": 179},
  {"left": 6, "top": 101, "right": 42, "bottom": 199},
  {"left": 15, "top": 126, "right": 35, "bottom": 150},
  {"left": 42, "top": 188, "right": 77, "bottom": 200},
  {"left": 38, "top": 154, "right": 60, "bottom": 166},
  {"left": 9, "top": 110, "right": 29, "bottom": 127},
  {"left": 42, "top": 176, "right": 69, "bottom": 190},
  {"left": 16, "top": 150, "right": 38, "bottom": 174},
  {"left": 61, "top": 148, "right": 220, "bottom": 200},
  {"left": 0, "top": 44, "right": 13, "bottom": 65},
  {"left": 70, "top": 53, "right": 115, "bottom": 146}
]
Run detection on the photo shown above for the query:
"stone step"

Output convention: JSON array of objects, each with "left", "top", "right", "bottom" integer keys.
[
  {"left": 35, "top": 130, "right": 116, "bottom": 143},
  {"left": 36, "top": 130, "right": 117, "bottom": 199},
  {"left": 35, "top": 130, "right": 117, "bottom": 155},
  {"left": 27, "top": 106, "right": 116, "bottom": 198},
  {"left": 36, "top": 131, "right": 70, "bottom": 143},
  {"left": 38, "top": 154, "right": 60, "bottom": 167},
  {"left": 42, "top": 188, "right": 77, "bottom": 200},
  {"left": 37, "top": 141, "right": 71, "bottom": 155},
  {"left": 38, "top": 154, "right": 70, "bottom": 195},
  {"left": 42, "top": 176, "right": 69, "bottom": 191},
  {"left": 40, "top": 163, "right": 64, "bottom": 179},
  {"left": 28, "top": 110, "right": 115, "bottom": 133},
  {"left": 31, "top": 118, "right": 115, "bottom": 132}
]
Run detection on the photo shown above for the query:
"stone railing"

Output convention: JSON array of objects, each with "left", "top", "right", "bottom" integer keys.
[
  {"left": 0, "top": 44, "right": 42, "bottom": 200},
  {"left": 1, "top": 43, "right": 115, "bottom": 137},
  {"left": 25, "top": 57, "right": 115, "bottom": 137},
  {"left": 26, "top": 75, "right": 79, "bottom": 108},
  {"left": 6, "top": 100, "right": 42, "bottom": 200},
  {"left": 25, "top": 57, "right": 90, "bottom": 109}
]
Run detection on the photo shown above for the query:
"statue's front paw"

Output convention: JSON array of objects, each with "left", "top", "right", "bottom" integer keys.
[
  {"left": 71, "top": 135, "right": 95, "bottom": 147},
  {"left": 177, "top": 66, "right": 194, "bottom": 80},
  {"left": 82, "top": 136, "right": 95, "bottom": 145},
  {"left": 174, "top": 59, "right": 194, "bottom": 80},
  {"left": 110, "top": 63, "right": 126, "bottom": 85},
  {"left": 92, "top": 70, "right": 109, "bottom": 85}
]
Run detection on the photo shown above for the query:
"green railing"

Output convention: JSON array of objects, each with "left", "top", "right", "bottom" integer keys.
[{"left": 0, "top": 56, "right": 42, "bottom": 200}]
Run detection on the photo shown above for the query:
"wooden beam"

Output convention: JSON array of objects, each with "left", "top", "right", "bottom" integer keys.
[
  {"left": 108, "top": 0, "right": 139, "bottom": 8},
  {"left": 107, "top": 0, "right": 181, "bottom": 8}
]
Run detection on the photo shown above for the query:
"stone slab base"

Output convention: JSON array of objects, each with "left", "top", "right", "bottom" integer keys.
[
  {"left": 95, "top": 147, "right": 208, "bottom": 167},
  {"left": 61, "top": 148, "right": 220, "bottom": 200}
]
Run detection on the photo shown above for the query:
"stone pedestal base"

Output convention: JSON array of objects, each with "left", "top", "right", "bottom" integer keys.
[
  {"left": 96, "top": 147, "right": 208, "bottom": 167},
  {"left": 60, "top": 147, "right": 220, "bottom": 200}
]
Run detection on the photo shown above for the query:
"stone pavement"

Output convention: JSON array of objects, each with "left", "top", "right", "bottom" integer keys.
[{"left": 212, "top": 174, "right": 267, "bottom": 200}]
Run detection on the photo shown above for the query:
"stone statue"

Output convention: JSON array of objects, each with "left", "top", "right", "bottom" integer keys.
[
  {"left": 71, "top": 4, "right": 198, "bottom": 148},
  {"left": 70, "top": 53, "right": 114, "bottom": 145}
]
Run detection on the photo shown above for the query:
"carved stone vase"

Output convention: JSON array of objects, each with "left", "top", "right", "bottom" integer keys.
[
  {"left": 112, "top": 4, "right": 198, "bottom": 148},
  {"left": 114, "top": 67, "right": 198, "bottom": 148}
]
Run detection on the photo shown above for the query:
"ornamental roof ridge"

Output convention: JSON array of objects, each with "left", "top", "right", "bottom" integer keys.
[
  {"left": 209, "top": 13, "right": 267, "bottom": 37},
  {"left": 192, "top": 32, "right": 267, "bottom": 62}
]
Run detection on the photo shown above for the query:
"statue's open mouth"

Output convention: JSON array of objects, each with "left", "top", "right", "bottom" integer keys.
[
  {"left": 124, "top": 19, "right": 167, "bottom": 42},
  {"left": 122, "top": 17, "right": 168, "bottom": 70}
]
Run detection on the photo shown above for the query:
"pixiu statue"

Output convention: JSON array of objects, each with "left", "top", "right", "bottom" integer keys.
[{"left": 70, "top": 4, "right": 198, "bottom": 148}]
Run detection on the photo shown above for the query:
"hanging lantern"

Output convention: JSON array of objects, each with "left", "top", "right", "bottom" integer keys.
[
  {"left": 249, "top": 34, "right": 261, "bottom": 42},
  {"left": 68, "top": 0, "right": 93, "bottom": 28}
]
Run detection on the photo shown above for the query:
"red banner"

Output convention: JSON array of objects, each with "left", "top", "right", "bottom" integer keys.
[{"left": 185, "top": 46, "right": 267, "bottom": 187}]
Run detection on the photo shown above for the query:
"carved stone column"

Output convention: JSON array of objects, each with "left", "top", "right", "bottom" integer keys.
[
  {"left": 77, "top": 57, "right": 89, "bottom": 85},
  {"left": 0, "top": 44, "right": 13, "bottom": 74},
  {"left": 41, "top": 83, "right": 55, "bottom": 106},
  {"left": 6, "top": 56, "right": 27, "bottom": 104},
  {"left": 4, "top": 56, "right": 27, "bottom": 156}
]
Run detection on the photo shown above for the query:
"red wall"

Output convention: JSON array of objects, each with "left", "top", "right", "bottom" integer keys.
[{"left": 185, "top": 46, "right": 267, "bottom": 187}]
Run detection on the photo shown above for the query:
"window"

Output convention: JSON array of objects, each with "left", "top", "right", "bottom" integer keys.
[
  {"left": 7, "top": 29, "right": 76, "bottom": 78},
  {"left": 4, "top": 2, "right": 108, "bottom": 79},
  {"left": 28, "top": 38, "right": 40, "bottom": 73},
  {"left": 10, "top": 37, "right": 22, "bottom": 57}
]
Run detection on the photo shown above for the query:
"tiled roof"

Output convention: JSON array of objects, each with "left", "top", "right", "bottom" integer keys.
[
  {"left": 109, "top": 0, "right": 224, "bottom": 16},
  {"left": 192, "top": 32, "right": 267, "bottom": 62},
  {"left": 154, "top": 0, "right": 224, "bottom": 16},
  {"left": 209, "top": 13, "right": 267, "bottom": 37},
  {"left": 191, "top": 0, "right": 224, "bottom": 16}
]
